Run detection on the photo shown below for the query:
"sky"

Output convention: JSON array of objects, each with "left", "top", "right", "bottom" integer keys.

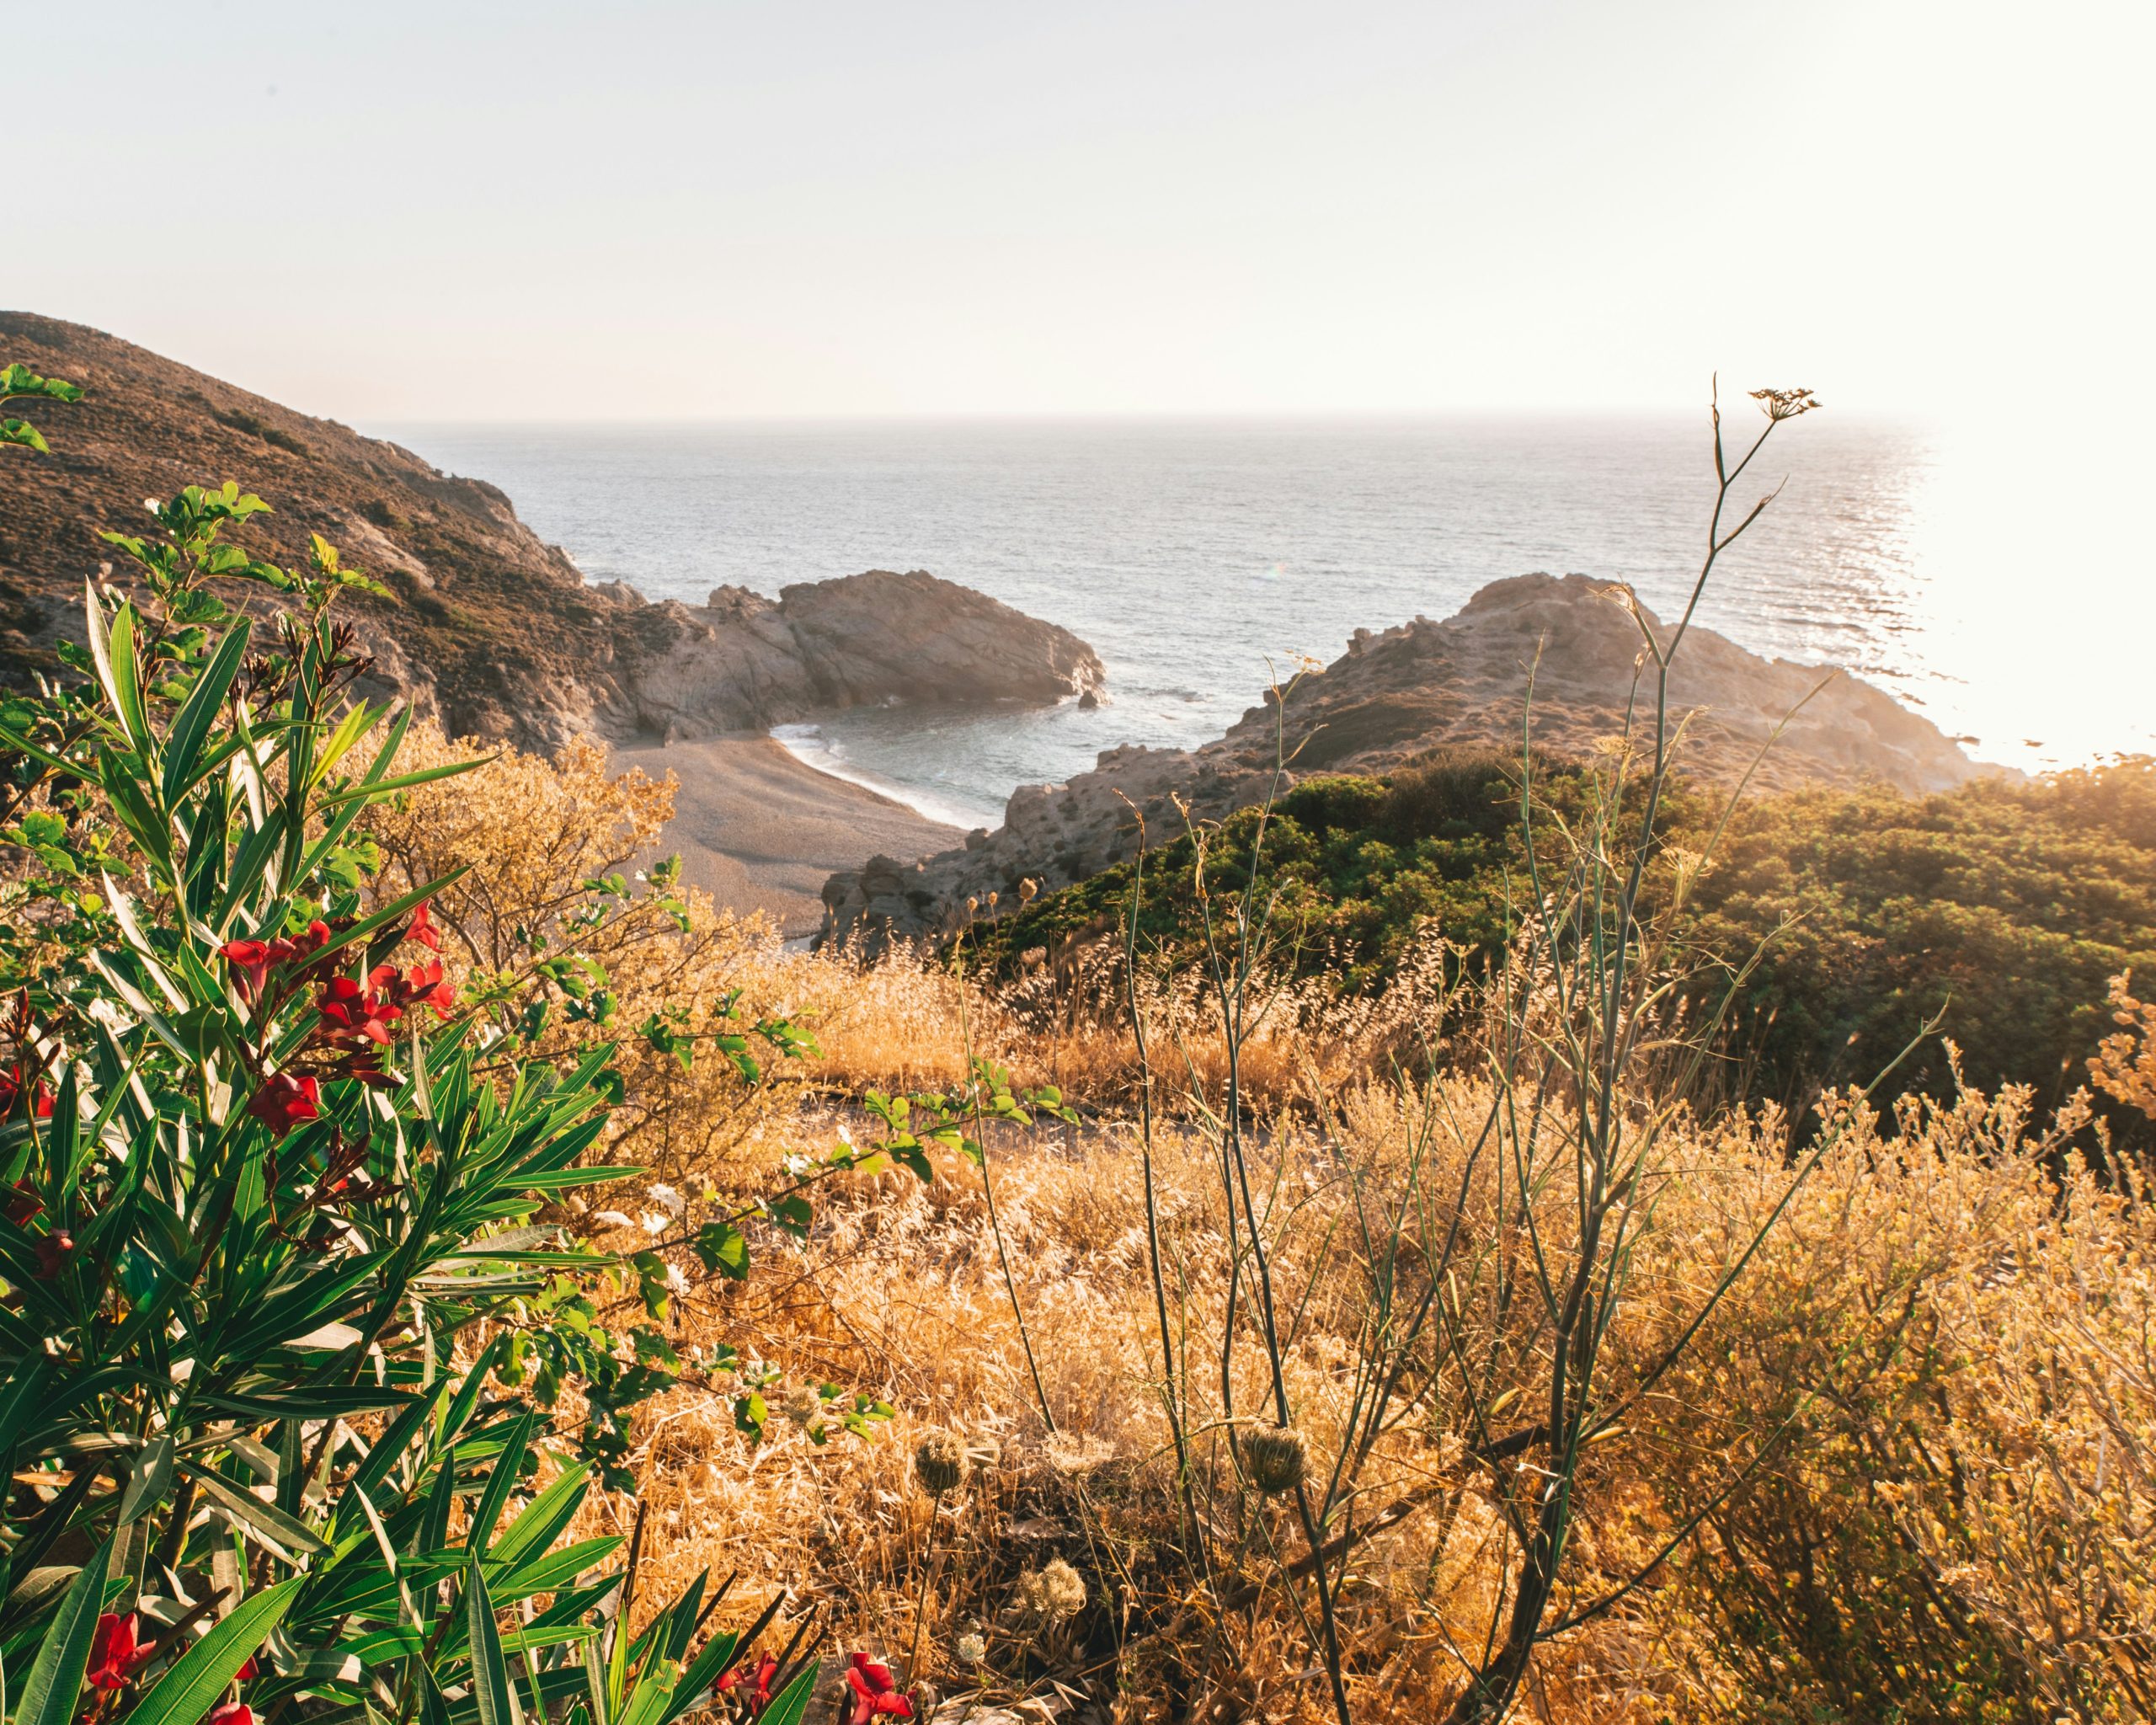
[{"left": 12, "top": 0, "right": 2150, "bottom": 431}]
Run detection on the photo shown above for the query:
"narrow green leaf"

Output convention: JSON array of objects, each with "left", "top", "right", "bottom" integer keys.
[
  {"left": 178, "top": 1458, "right": 330, "bottom": 1558},
  {"left": 488, "top": 1462, "right": 590, "bottom": 1569},
  {"left": 658, "top": 1629, "right": 739, "bottom": 1725},
  {"left": 316, "top": 756, "right": 488, "bottom": 807},
  {"left": 758, "top": 1667, "right": 819, "bottom": 1725},
  {"left": 467, "top": 1554, "right": 515, "bottom": 1725},
  {"left": 469, "top": 1413, "right": 535, "bottom": 1557},
  {"left": 417, "top": 1657, "right": 454, "bottom": 1725},
  {"left": 116, "top": 1434, "right": 174, "bottom": 1525},
  {"left": 160, "top": 618, "right": 253, "bottom": 805},
  {"left": 616, "top": 1669, "right": 675, "bottom": 1725},
  {"left": 118, "top": 1578, "right": 301, "bottom": 1725},
  {"left": 13, "top": 1541, "right": 108, "bottom": 1725}
]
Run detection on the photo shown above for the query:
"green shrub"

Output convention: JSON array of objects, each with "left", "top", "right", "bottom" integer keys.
[
  {"left": 0, "top": 385, "right": 867, "bottom": 1725},
  {"left": 979, "top": 748, "right": 2156, "bottom": 1118}
]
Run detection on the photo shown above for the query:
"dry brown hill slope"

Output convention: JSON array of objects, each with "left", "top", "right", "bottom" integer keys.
[{"left": 0, "top": 312, "right": 1101, "bottom": 751}]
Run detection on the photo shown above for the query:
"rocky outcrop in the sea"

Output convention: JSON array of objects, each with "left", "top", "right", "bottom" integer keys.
[
  {"left": 624, "top": 572, "right": 1102, "bottom": 742},
  {"left": 0, "top": 313, "right": 1101, "bottom": 750},
  {"left": 819, "top": 572, "right": 1993, "bottom": 949}
]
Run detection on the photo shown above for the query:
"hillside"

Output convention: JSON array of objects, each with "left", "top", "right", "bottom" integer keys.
[
  {"left": 821, "top": 573, "right": 1993, "bottom": 946},
  {"left": 0, "top": 312, "right": 1102, "bottom": 751}
]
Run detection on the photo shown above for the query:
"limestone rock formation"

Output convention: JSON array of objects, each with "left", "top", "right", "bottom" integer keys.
[
  {"left": 0, "top": 313, "right": 1101, "bottom": 750},
  {"left": 819, "top": 573, "right": 1993, "bottom": 948}
]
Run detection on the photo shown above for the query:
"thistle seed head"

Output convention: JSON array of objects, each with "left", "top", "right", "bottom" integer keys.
[
  {"left": 1242, "top": 1423, "right": 1309, "bottom": 1497},
  {"left": 914, "top": 1426, "right": 967, "bottom": 1495}
]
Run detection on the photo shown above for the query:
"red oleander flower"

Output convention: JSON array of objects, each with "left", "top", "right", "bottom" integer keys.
[
  {"left": 246, "top": 1072, "right": 321, "bottom": 1137},
  {"left": 372, "top": 960, "right": 454, "bottom": 1017},
  {"left": 33, "top": 1230, "right": 74, "bottom": 1279},
  {"left": 219, "top": 938, "right": 280, "bottom": 1000},
  {"left": 234, "top": 1656, "right": 259, "bottom": 1682},
  {"left": 3, "top": 1178, "right": 40, "bottom": 1226},
  {"left": 88, "top": 1612, "right": 152, "bottom": 1691},
  {"left": 843, "top": 1653, "right": 913, "bottom": 1723},
  {"left": 405, "top": 900, "right": 441, "bottom": 951},
  {"left": 222, "top": 921, "right": 334, "bottom": 1001},
  {"left": 0, "top": 1061, "right": 52, "bottom": 1119},
  {"left": 208, "top": 1706, "right": 255, "bottom": 1725},
  {"left": 715, "top": 1652, "right": 776, "bottom": 1713},
  {"left": 317, "top": 975, "right": 403, "bottom": 1047}
]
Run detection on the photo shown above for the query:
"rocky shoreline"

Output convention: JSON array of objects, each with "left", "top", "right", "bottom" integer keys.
[
  {"left": 1, "top": 312, "right": 2003, "bottom": 958},
  {"left": 818, "top": 573, "right": 1995, "bottom": 950}
]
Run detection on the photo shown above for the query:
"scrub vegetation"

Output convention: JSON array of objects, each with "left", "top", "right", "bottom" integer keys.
[{"left": 5, "top": 366, "right": 2151, "bottom": 1725}]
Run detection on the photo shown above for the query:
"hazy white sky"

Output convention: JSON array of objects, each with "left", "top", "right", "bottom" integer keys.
[{"left": 11, "top": 0, "right": 2150, "bottom": 428}]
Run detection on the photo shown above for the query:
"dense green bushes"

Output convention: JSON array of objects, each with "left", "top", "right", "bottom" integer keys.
[
  {"left": 973, "top": 748, "right": 2156, "bottom": 1117},
  {"left": 1686, "top": 762, "right": 2156, "bottom": 1112}
]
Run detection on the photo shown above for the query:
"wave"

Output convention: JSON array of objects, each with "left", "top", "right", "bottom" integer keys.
[{"left": 768, "top": 724, "right": 994, "bottom": 831}]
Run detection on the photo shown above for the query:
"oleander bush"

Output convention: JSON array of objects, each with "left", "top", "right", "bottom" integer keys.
[{"left": 0, "top": 372, "right": 943, "bottom": 1725}]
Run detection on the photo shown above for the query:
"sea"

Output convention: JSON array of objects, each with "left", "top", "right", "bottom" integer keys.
[{"left": 381, "top": 417, "right": 2153, "bottom": 831}]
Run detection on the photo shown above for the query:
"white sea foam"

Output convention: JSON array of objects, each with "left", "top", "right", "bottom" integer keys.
[{"left": 769, "top": 723, "right": 993, "bottom": 831}]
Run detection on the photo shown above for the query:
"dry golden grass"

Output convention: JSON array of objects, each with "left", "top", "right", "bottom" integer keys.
[
  {"left": 556, "top": 1073, "right": 2155, "bottom": 1722},
  {"left": 370, "top": 727, "right": 2156, "bottom": 1723}
]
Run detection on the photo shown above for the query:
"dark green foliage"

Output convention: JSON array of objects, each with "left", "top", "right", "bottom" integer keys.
[
  {"left": 972, "top": 754, "right": 1583, "bottom": 996},
  {"left": 981, "top": 745, "right": 2156, "bottom": 1116},
  {"left": 1692, "top": 761, "right": 2156, "bottom": 1114}
]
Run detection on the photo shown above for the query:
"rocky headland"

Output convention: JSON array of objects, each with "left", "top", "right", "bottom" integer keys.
[
  {"left": 819, "top": 572, "right": 1993, "bottom": 948},
  {"left": 0, "top": 313, "right": 1102, "bottom": 751}
]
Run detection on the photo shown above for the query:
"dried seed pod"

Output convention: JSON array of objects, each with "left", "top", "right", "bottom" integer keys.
[
  {"left": 1017, "top": 1557, "right": 1086, "bottom": 1621},
  {"left": 914, "top": 1427, "right": 967, "bottom": 1495},
  {"left": 1242, "top": 1424, "right": 1308, "bottom": 1497}
]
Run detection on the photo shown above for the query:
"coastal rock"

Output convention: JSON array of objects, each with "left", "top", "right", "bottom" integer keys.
[
  {"left": 819, "top": 573, "right": 1993, "bottom": 949},
  {"left": 628, "top": 570, "right": 1102, "bottom": 740},
  {"left": 0, "top": 313, "right": 1101, "bottom": 750}
]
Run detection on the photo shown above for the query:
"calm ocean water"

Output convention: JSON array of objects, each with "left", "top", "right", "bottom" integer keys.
[{"left": 382, "top": 418, "right": 2150, "bottom": 830}]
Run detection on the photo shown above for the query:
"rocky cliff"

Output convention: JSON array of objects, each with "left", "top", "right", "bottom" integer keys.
[
  {"left": 0, "top": 313, "right": 1102, "bottom": 750},
  {"left": 819, "top": 572, "right": 1992, "bottom": 948}
]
